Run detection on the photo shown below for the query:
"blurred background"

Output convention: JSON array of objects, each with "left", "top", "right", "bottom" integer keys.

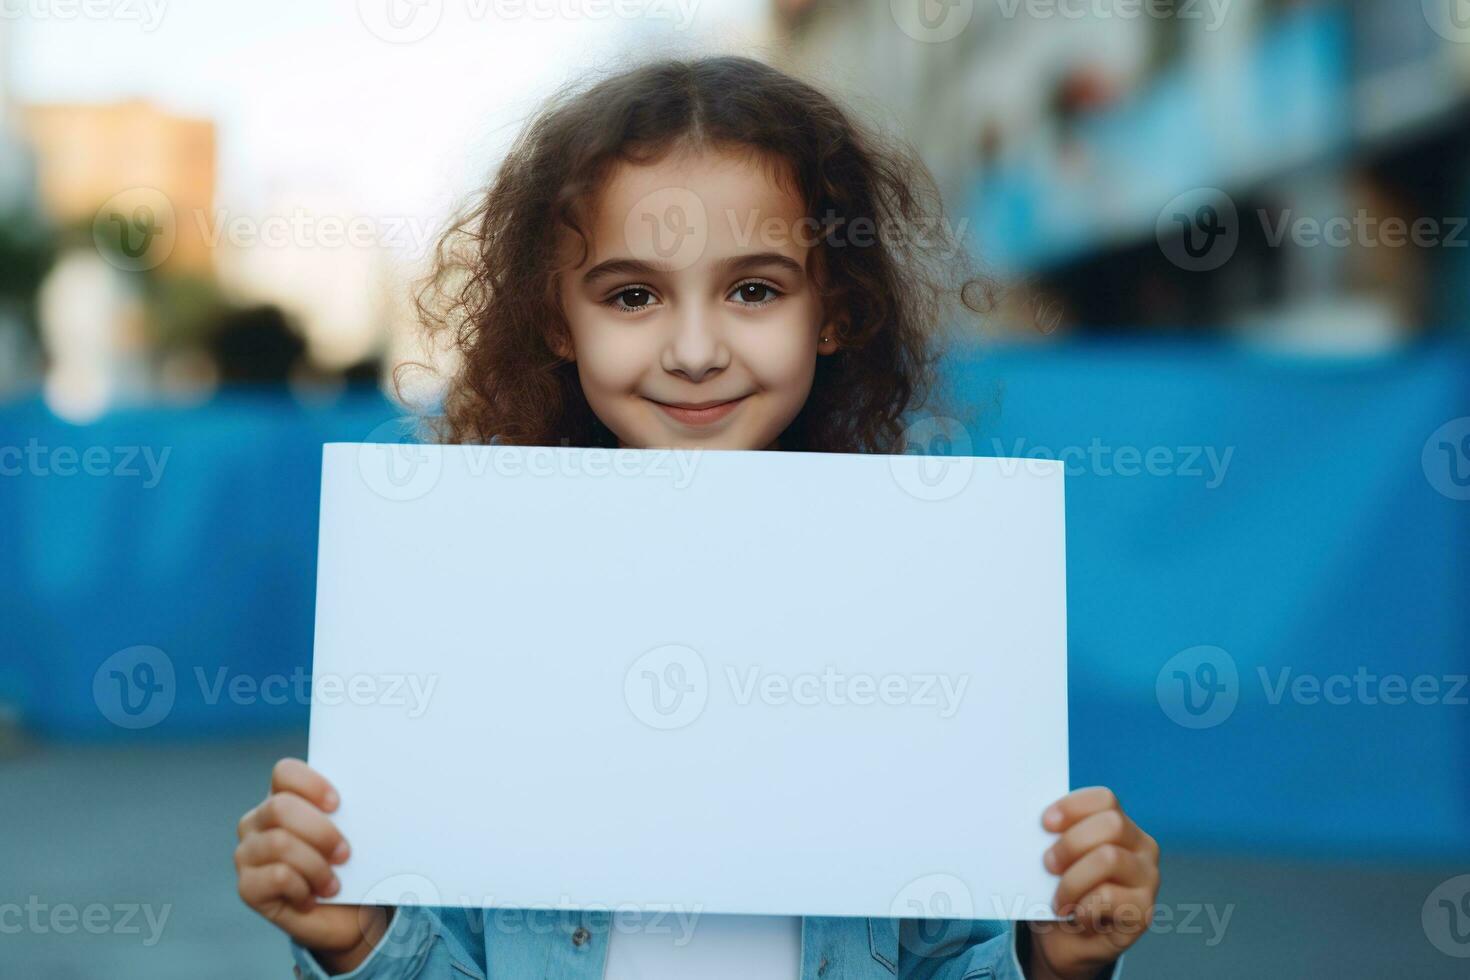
[{"left": 2, "top": 0, "right": 1469, "bottom": 976}]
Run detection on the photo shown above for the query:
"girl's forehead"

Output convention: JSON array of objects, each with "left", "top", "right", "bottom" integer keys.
[
  {"left": 601, "top": 146, "right": 797, "bottom": 203},
  {"left": 579, "top": 148, "right": 808, "bottom": 263}
]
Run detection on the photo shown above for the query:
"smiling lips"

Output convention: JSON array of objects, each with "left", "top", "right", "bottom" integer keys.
[{"left": 649, "top": 395, "right": 749, "bottom": 426}]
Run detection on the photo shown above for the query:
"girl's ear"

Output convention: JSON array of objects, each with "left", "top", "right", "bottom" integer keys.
[
  {"left": 817, "top": 318, "right": 844, "bottom": 356},
  {"left": 550, "top": 330, "right": 576, "bottom": 362}
]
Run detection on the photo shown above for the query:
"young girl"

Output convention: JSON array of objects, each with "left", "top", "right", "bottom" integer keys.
[{"left": 234, "top": 56, "right": 1160, "bottom": 980}]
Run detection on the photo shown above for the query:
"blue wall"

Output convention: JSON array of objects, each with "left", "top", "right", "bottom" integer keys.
[
  {"left": 946, "top": 343, "right": 1469, "bottom": 861},
  {"left": 2, "top": 344, "right": 1466, "bottom": 861}
]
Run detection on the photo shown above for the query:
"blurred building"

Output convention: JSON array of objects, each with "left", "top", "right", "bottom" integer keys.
[
  {"left": 20, "top": 100, "right": 216, "bottom": 274},
  {"left": 0, "top": 17, "right": 43, "bottom": 395},
  {"left": 210, "top": 181, "right": 403, "bottom": 376},
  {"left": 770, "top": 0, "right": 1470, "bottom": 349},
  {"left": 0, "top": 19, "right": 25, "bottom": 206},
  {"left": 0, "top": 17, "right": 41, "bottom": 220}
]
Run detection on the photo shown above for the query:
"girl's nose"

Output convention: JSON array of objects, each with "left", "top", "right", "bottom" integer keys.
[{"left": 661, "top": 307, "right": 729, "bottom": 383}]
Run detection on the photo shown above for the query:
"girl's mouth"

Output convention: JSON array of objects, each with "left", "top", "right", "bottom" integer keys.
[{"left": 649, "top": 395, "right": 749, "bottom": 427}]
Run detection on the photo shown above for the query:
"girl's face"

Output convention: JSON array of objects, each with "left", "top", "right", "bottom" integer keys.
[{"left": 555, "top": 147, "right": 840, "bottom": 450}]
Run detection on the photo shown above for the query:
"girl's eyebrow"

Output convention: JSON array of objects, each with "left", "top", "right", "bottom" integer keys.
[{"left": 581, "top": 251, "right": 806, "bottom": 286}]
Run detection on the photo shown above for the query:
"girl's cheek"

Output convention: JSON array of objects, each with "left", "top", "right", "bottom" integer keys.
[
  {"left": 574, "top": 323, "right": 660, "bottom": 392},
  {"left": 736, "top": 312, "right": 820, "bottom": 391}
]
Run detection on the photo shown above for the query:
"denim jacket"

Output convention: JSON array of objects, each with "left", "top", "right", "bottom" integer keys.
[{"left": 290, "top": 907, "right": 1124, "bottom": 980}]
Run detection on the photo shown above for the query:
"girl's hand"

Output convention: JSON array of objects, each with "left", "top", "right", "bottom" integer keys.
[
  {"left": 1025, "top": 787, "right": 1161, "bottom": 980},
  {"left": 235, "top": 758, "right": 391, "bottom": 973}
]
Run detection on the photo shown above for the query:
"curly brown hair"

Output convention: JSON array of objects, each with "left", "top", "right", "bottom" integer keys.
[{"left": 406, "top": 55, "right": 990, "bottom": 453}]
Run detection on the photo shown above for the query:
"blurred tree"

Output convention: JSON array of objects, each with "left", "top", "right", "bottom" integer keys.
[
  {"left": 65, "top": 214, "right": 231, "bottom": 356},
  {"left": 0, "top": 210, "right": 58, "bottom": 342},
  {"left": 148, "top": 273, "right": 231, "bottom": 352}
]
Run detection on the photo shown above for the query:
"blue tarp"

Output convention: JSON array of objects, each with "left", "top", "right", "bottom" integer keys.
[{"left": 2, "top": 343, "right": 1466, "bottom": 860}]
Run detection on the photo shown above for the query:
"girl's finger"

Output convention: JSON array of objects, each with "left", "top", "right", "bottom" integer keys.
[
  {"left": 1053, "top": 843, "right": 1151, "bottom": 912},
  {"left": 240, "top": 792, "right": 349, "bottom": 862},
  {"left": 236, "top": 827, "right": 341, "bottom": 898},
  {"left": 270, "top": 758, "right": 339, "bottom": 812},
  {"left": 1042, "top": 786, "right": 1119, "bottom": 832},
  {"left": 1071, "top": 883, "right": 1154, "bottom": 936},
  {"left": 238, "top": 862, "right": 317, "bottom": 914},
  {"left": 1045, "top": 807, "right": 1139, "bottom": 873}
]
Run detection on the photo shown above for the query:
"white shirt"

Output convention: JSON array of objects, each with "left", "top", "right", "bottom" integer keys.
[{"left": 603, "top": 913, "right": 801, "bottom": 980}]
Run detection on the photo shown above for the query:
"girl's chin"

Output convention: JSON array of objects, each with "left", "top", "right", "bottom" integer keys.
[{"left": 616, "top": 426, "right": 773, "bottom": 452}]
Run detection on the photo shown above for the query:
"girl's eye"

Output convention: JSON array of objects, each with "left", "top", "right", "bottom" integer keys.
[
  {"left": 603, "top": 281, "right": 782, "bottom": 312},
  {"left": 606, "top": 287, "right": 657, "bottom": 312},
  {"left": 730, "top": 280, "right": 782, "bottom": 306}
]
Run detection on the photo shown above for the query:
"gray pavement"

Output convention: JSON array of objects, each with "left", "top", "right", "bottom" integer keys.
[{"left": 1, "top": 736, "right": 1464, "bottom": 978}]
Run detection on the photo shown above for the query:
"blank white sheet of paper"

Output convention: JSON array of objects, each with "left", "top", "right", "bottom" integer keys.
[{"left": 309, "top": 443, "right": 1068, "bottom": 921}]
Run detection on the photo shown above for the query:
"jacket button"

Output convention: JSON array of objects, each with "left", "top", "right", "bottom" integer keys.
[{"left": 572, "top": 926, "right": 591, "bottom": 947}]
